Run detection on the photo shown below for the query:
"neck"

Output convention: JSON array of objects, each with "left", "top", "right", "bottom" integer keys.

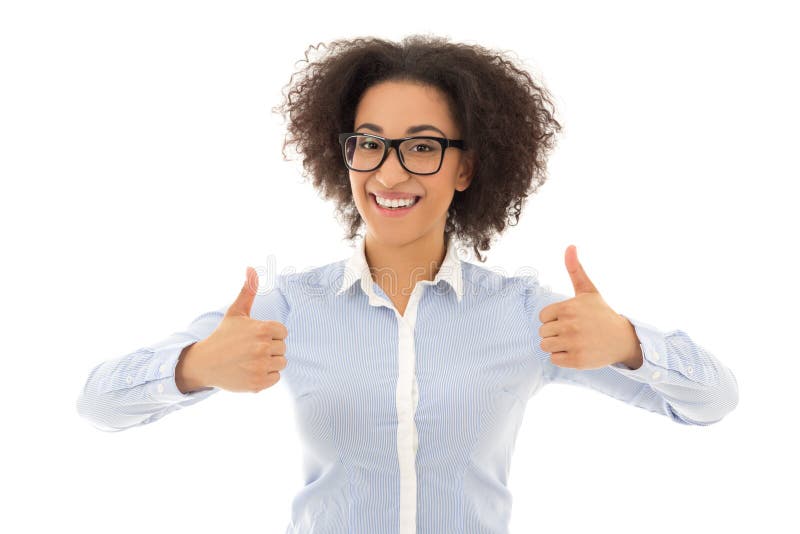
[{"left": 364, "top": 230, "right": 448, "bottom": 297}]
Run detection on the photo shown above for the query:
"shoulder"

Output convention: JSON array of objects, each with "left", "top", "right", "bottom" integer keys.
[
  {"left": 461, "top": 260, "right": 540, "bottom": 301},
  {"left": 251, "top": 259, "right": 345, "bottom": 321},
  {"left": 277, "top": 258, "right": 348, "bottom": 300}
]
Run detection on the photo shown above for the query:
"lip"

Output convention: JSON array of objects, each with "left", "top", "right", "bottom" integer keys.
[{"left": 370, "top": 193, "right": 421, "bottom": 217}]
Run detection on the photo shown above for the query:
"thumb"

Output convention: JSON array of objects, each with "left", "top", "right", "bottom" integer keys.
[
  {"left": 565, "top": 244, "right": 598, "bottom": 295},
  {"left": 227, "top": 266, "right": 258, "bottom": 317}
]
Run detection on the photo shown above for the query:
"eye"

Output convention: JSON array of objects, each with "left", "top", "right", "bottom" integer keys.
[
  {"left": 358, "top": 140, "right": 381, "bottom": 150},
  {"left": 406, "top": 139, "right": 438, "bottom": 153}
]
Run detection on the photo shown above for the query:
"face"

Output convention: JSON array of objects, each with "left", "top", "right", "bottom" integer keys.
[{"left": 348, "top": 80, "right": 475, "bottom": 248}]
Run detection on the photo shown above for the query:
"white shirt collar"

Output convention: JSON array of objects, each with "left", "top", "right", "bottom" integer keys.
[{"left": 336, "top": 234, "right": 464, "bottom": 303}]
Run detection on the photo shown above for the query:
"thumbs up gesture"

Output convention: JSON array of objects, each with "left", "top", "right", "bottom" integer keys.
[
  {"left": 178, "top": 267, "right": 289, "bottom": 393},
  {"left": 538, "top": 245, "right": 643, "bottom": 370}
]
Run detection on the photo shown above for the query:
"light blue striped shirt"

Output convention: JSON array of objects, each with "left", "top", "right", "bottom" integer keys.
[{"left": 76, "top": 234, "right": 739, "bottom": 533}]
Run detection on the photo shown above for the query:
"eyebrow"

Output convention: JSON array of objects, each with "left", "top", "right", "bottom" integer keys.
[{"left": 354, "top": 122, "right": 447, "bottom": 138}]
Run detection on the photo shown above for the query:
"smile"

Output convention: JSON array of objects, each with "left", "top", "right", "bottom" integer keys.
[{"left": 370, "top": 193, "right": 422, "bottom": 217}]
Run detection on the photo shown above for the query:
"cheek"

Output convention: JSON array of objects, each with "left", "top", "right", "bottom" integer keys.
[
  {"left": 422, "top": 187, "right": 453, "bottom": 211},
  {"left": 352, "top": 194, "right": 367, "bottom": 219},
  {"left": 349, "top": 177, "right": 367, "bottom": 207}
]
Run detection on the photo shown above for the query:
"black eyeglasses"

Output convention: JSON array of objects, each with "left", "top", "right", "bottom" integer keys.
[{"left": 338, "top": 132, "right": 467, "bottom": 175}]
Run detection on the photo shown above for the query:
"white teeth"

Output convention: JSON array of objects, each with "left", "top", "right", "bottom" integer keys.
[{"left": 375, "top": 195, "right": 417, "bottom": 208}]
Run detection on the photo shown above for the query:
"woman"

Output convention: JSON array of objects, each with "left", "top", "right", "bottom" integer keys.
[{"left": 76, "top": 34, "right": 739, "bottom": 533}]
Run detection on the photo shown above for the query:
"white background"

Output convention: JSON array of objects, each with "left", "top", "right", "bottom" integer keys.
[{"left": 2, "top": 0, "right": 797, "bottom": 532}]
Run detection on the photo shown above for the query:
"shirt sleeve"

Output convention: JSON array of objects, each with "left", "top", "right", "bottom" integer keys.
[
  {"left": 521, "top": 276, "right": 739, "bottom": 426},
  {"left": 76, "top": 274, "right": 291, "bottom": 432}
]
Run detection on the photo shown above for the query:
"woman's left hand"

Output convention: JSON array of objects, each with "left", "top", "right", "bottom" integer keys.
[{"left": 538, "top": 245, "right": 643, "bottom": 370}]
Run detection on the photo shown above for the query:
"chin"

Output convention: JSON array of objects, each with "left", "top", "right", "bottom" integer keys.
[{"left": 367, "top": 227, "right": 417, "bottom": 246}]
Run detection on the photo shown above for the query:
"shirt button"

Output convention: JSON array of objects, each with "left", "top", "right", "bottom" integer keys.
[
  {"left": 687, "top": 366, "right": 694, "bottom": 374},
  {"left": 159, "top": 364, "right": 168, "bottom": 375},
  {"left": 651, "top": 371, "right": 661, "bottom": 381},
  {"left": 126, "top": 376, "right": 133, "bottom": 384},
  {"left": 652, "top": 351, "right": 660, "bottom": 362},
  {"left": 157, "top": 383, "right": 165, "bottom": 394}
]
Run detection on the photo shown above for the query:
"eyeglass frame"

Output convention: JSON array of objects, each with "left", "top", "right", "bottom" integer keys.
[{"left": 337, "top": 132, "right": 467, "bottom": 176}]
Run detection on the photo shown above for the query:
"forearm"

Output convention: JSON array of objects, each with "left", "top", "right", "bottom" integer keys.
[
  {"left": 76, "top": 341, "right": 219, "bottom": 431},
  {"left": 612, "top": 313, "right": 739, "bottom": 424}
]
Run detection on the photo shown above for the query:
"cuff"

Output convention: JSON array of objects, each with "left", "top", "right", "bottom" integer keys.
[
  {"left": 608, "top": 313, "right": 670, "bottom": 384},
  {"left": 146, "top": 340, "right": 219, "bottom": 403}
]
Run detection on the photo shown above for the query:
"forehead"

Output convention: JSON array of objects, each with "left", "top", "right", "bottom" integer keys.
[{"left": 354, "top": 80, "right": 456, "bottom": 131}]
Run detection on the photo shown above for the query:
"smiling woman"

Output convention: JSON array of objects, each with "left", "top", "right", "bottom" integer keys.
[
  {"left": 348, "top": 82, "right": 474, "bottom": 266},
  {"left": 272, "top": 34, "right": 563, "bottom": 263},
  {"left": 76, "top": 33, "right": 739, "bottom": 534}
]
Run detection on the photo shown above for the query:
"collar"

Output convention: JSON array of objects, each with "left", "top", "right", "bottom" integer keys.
[{"left": 336, "top": 234, "right": 464, "bottom": 304}]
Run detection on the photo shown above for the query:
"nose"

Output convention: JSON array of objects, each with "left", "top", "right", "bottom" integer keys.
[{"left": 375, "top": 147, "right": 411, "bottom": 188}]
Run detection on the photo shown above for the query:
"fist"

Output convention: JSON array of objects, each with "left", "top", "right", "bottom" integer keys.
[
  {"left": 190, "top": 266, "right": 289, "bottom": 393},
  {"left": 538, "top": 245, "right": 642, "bottom": 370}
]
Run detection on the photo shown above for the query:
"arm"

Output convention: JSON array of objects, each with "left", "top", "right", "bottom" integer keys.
[
  {"left": 523, "top": 278, "right": 739, "bottom": 426},
  {"left": 75, "top": 307, "right": 226, "bottom": 432},
  {"left": 75, "top": 273, "right": 291, "bottom": 432}
]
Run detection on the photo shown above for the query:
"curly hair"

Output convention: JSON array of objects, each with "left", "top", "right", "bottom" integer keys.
[{"left": 272, "top": 34, "right": 563, "bottom": 263}]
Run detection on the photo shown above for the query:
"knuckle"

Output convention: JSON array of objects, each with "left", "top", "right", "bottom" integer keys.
[
  {"left": 258, "top": 322, "right": 274, "bottom": 337},
  {"left": 252, "top": 340, "right": 272, "bottom": 357},
  {"left": 556, "top": 354, "right": 572, "bottom": 367},
  {"left": 566, "top": 322, "right": 578, "bottom": 335},
  {"left": 265, "top": 320, "right": 288, "bottom": 339},
  {"left": 250, "top": 370, "right": 280, "bottom": 392}
]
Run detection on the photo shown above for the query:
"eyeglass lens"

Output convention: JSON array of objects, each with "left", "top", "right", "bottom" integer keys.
[{"left": 344, "top": 134, "right": 443, "bottom": 174}]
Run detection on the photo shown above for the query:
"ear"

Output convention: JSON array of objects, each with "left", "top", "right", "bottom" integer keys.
[{"left": 455, "top": 150, "right": 476, "bottom": 192}]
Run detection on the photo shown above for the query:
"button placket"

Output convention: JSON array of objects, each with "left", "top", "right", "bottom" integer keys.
[{"left": 396, "top": 285, "right": 422, "bottom": 534}]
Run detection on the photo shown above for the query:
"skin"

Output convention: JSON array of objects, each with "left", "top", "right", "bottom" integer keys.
[
  {"left": 346, "top": 80, "right": 642, "bottom": 368},
  {"left": 348, "top": 80, "right": 476, "bottom": 316},
  {"left": 175, "top": 85, "right": 642, "bottom": 394},
  {"left": 540, "top": 245, "right": 644, "bottom": 370}
]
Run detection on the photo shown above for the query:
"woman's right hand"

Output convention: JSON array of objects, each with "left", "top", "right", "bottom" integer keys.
[{"left": 177, "top": 266, "right": 288, "bottom": 394}]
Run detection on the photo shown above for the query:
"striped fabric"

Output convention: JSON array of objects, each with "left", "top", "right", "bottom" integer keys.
[{"left": 76, "top": 234, "right": 739, "bottom": 533}]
